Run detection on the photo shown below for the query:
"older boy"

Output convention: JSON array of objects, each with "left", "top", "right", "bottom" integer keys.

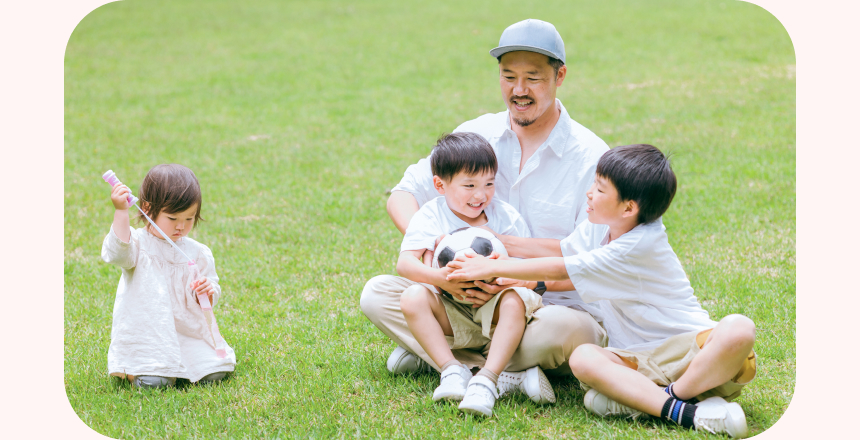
[
  {"left": 373, "top": 132, "right": 555, "bottom": 416},
  {"left": 448, "top": 144, "right": 755, "bottom": 437}
]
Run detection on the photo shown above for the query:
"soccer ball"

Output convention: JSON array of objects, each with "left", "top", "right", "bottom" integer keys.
[{"left": 433, "top": 227, "right": 508, "bottom": 304}]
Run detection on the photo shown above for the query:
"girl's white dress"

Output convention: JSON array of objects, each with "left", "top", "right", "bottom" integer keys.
[{"left": 101, "top": 226, "right": 236, "bottom": 382}]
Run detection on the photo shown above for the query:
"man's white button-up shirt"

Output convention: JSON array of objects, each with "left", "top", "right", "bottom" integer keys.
[{"left": 392, "top": 99, "right": 610, "bottom": 320}]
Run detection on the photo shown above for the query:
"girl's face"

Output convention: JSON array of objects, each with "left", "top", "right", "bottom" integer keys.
[{"left": 149, "top": 204, "right": 198, "bottom": 242}]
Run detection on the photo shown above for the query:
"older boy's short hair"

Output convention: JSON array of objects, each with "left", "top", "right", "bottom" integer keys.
[
  {"left": 431, "top": 132, "right": 498, "bottom": 182},
  {"left": 596, "top": 144, "right": 677, "bottom": 225}
]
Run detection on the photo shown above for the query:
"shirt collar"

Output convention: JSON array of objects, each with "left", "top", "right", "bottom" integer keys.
[{"left": 501, "top": 99, "right": 572, "bottom": 158}]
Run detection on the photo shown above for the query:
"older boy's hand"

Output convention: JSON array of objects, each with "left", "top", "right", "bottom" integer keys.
[{"left": 446, "top": 251, "right": 497, "bottom": 283}]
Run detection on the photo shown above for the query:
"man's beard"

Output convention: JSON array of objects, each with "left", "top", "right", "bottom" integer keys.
[
  {"left": 510, "top": 96, "right": 537, "bottom": 127},
  {"left": 512, "top": 116, "right": 537, "bottom": 127}
]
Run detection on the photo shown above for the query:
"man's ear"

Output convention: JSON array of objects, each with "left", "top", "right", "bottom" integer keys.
[
  {"left": 621, "top": 199, "right": 639, "bottom": 219},
  {"left": 555, "top": 64, "right": 567, "bottom": 87},
  {"left": 433, "top": 176, "right": 446, "bottom": 195}
]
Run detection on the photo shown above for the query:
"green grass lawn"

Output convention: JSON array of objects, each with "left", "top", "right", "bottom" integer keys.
[{"left": 64, "top": 0, "right": 795, "bottom": 438}]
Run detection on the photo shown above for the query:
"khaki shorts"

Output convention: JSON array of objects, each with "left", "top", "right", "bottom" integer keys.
[
  {"left": 585, "top": 328, "right": 757, "bottom": 402},
  {"left": 431, "top": 284, "right": 543, "bottom": 350}
]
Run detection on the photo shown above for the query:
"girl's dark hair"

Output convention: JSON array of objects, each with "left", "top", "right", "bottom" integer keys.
[
  {"left": 430, "top": 132, "right": 498, "bottom": 182},
  {"left": 136, "top": 164, "right": 204, "bottom": 226},
  {"left": 595, "top": 144, "right": 677, "bottom": 225}
]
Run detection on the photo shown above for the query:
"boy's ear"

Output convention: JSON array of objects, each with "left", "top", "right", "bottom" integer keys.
[
  {"left": 621, "top": 200, "right": 639, "bottom": 219},
  {"left": 433, "top": 176, "right": 446, "bottom": 195}
]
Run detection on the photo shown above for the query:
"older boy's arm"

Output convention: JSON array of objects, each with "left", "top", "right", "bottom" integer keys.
[
  {"left": 447, "top": 255, "right": 569, "bottom": 283},
  {"left": 495, "top": 235, "right": 563, "bottom": 258},
  {"left": 397, "top": 249, "right": 477, "bottom": 297},
  {"left": 387, "top": 191, "right": 420, "bottom": 235}
]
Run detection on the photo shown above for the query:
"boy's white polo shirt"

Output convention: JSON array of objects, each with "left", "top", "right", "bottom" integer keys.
[
  {"left": 393, "top": 99, "right": 609, "bottom": 320},
  {"left": 560, "top": 218, "right": 717, "bottom": 352},
  {"left": 401, "top": 197, "right": 530, "bottom": 254}
]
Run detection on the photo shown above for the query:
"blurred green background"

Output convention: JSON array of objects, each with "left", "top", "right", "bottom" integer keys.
[{"left": 64, "top": 0, "right": 795, "bottom": 438}]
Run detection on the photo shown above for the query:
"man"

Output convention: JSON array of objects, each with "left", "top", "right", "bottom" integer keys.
[{"left": 360, "top": 19, "right": 610, "bottom": 396}]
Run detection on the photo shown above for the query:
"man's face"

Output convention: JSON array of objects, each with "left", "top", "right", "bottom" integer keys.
[{"left": 498, "top": 51, "right": 566, "bottom": 127}]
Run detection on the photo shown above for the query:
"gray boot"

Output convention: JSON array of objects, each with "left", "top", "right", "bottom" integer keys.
[
  {"left": 198, "top": 372, "right": 228, "bottom": 384},
  {"left": 132, "top": 376, "right": 176, "bottom": 389}
]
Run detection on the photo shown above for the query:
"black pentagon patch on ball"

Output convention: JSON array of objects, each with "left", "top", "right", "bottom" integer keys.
[
  {"left": 437, "top": 246, "right": 456, "bottom": 267},
  {"left": 470, "top": 237, "right": 493, "bottom": 257}
]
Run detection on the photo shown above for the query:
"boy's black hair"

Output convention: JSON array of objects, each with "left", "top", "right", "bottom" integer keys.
[
  {"left": 137, "top": 163, "right": 204, "bottom": 226},
  {"left": 430, "top": 132, "right": 498, "bottom": 182},
  {"left": 596, "top": 144, "right": 677, "bottom": 225}
]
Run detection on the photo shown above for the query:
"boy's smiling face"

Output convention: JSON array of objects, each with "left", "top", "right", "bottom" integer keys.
[
  {"left": 586, "top": 175, "right": 633, "bottom": 226},
  {"left": 434, "top": 170, "right": 496, "bottom": 224}
]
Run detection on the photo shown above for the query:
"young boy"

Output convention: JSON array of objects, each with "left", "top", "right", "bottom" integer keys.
[
  {"left": 447, "top": 144, "right": 755, "bottom": 437},
  {"left": 390, "top": 132, "right": 556, "bottom": 416}
]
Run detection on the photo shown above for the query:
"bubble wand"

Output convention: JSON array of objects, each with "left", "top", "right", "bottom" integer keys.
[{"left": 103, "top": 170, "right": 227, "bottom": 358}]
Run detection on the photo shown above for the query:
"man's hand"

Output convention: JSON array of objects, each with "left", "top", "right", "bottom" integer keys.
[
  {"left": 192, "top": 277, "right": 215, "bottom": 305},
  {"left": 432, "top": 265, "right": 478, "bottom": 299},
  {"left": 421, "top": 234, "right": 448, "bottom": 267}
]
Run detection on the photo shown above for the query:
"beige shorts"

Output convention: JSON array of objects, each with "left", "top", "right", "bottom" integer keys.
[
  {"left": 432, "top": 285, "right": 543, "bottom": 349},
  {"left": 584, "top": 328, "right": 757, "bottom": 402}
]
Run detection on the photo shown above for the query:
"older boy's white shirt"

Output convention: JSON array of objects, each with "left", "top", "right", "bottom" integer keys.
[
  {"left": 400, "top": 197, "right": 531, "bottom": 253},
  {"left": 392, "top": 99, "right": 608, "bottom": 320},
  {"left": 560, "top": 218, "right": 717, "bottom": 352}
]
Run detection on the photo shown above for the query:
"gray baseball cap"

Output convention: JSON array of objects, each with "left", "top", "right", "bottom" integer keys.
[{"left": 489, "top": 19, "right": 565, "bottom": 64}]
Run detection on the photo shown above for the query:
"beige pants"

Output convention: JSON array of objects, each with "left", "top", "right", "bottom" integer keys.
[
  {"left": 360, "top": 274, "right": 607, "bottom": 375},
  {"left": 585, "top": 329, "right": 757, "bottom": 402}
]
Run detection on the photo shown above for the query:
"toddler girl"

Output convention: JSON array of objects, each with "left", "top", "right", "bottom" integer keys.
[{"left": 101, "top": 164, "right": 236, "bottom": 388}]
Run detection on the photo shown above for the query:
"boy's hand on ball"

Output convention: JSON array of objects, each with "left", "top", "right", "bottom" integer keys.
[
  {"left": 433, "top": 266, "right": 476, "bottom": 298},
  {"left": 110, "top": 182, "right": 132, "bottom": 210}
]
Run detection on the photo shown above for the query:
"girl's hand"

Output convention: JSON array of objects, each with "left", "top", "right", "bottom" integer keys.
[
  {"left": 192, "top": 277, "right": 215, "bottom": 304},
  {"left": 110, "top": 182, "right": 132, "bottom": 210}
]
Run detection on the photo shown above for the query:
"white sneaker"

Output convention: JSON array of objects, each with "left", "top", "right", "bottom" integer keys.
[
  {"left": 458, "top": 376, "right": 499, "bottom": 417},
  {"left": 496, "top": 366, "right": 556, "bottom": 404},
  {"left": 583, "top": 388, "right": 643, "bottom": 418},
  {"left": 432, "top": 365, "right": 472, "bottom": 401},
  {"left": 386, "top": 346, "right": 433, "bottom": 375},
  {"left": 693, "top": 396, "right": 749, "bottom": 438}
]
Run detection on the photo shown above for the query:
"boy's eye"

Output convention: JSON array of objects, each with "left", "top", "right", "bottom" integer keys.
[{"left": 167, "top": 217, "right": 177, "bottom": 221}]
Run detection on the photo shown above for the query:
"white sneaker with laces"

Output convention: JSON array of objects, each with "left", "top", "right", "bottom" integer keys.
[
  {"left": 496, "top": 366, "right": 556, "bottom": 404},
  {"left": 458, "top": 376, "right": 499, "bottom": 417},
  {"left": 432, "top": 365, "right": 472, "bottom": 401},
  {"left": 583, "top": 388, "right": 643, "bottom": 418},
  {"left": 693, "top": 396, "right": 749, "bottom": 438},
  {"left": 386, "top": 346, "right": 433, "bottom": 375}
]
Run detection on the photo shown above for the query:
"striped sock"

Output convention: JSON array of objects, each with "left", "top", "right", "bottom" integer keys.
[
  {"left": 661, "top": 397, "right": 697, "bottom": 429},
  {"left": 664, "top": 382, "right": 692, "bottom": 402}
]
